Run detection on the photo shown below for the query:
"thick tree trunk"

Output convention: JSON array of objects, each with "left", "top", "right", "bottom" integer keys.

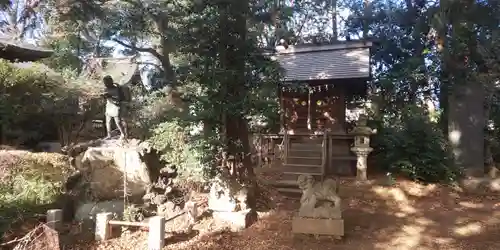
[
  {"left": 219, "top": 0, "right": 254, "bottom": 182},
  {"left": 448, "top": 83, "right": 485, "bottom": 176},
  {"left": 155, "top": 18, "right": 176, "bottom": 86},
  {"left": 331, "top": 0, "right": 337, "bottom": 41}
]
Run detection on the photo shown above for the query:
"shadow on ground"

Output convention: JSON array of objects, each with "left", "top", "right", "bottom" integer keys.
[{"left": 176, "top": 178, "right": 500, "bottom": 250}]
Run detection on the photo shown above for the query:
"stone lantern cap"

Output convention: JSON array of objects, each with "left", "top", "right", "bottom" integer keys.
[{"left": 349, "top": 115, "right": 377, "bottom": 135}]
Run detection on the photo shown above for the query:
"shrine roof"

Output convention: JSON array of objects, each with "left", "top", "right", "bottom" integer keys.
[
  {"left": 0, "top": 35, "right": 54, "bottom": 62},
  {"left": 273, "top": 40, "right": 372, "bottom": 82}
]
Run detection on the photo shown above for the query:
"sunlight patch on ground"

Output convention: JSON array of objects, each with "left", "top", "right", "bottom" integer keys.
[
  {"left": 371, "top": 186, "right": 409, "bottom": 202},
  {"left": 371, "top": 187, "right": 417, "bottom": 214},
  {"left": 482, "top": 211, "right": 500, "bottom": 225},
  {"left": 414, "top": 217, "right": 434, "bottom": 226},
  {"left": 403, "top": 183, "right": 439, "bottom": 197},
  {"left": 395, "top": 212, "right": 407, "bottom": 218},
  {"left": 452, "top": 210, "right": 500, "bottom": 238},
  {"left": 458, "top": 201, "right": 484, "bottom": 209},
  {"left": 378, "top": 217, "right": 446, "bottom": 250},
  {"left": 454, "top": 222, "right": 483, "bottom": 236},
  {"left": 382, "top": 224, "right": 425, "bottom": 250}
]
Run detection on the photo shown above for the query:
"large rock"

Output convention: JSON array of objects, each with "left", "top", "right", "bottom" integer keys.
[{"left": 65, "top": 139, "right": 162, "bottom": 201}]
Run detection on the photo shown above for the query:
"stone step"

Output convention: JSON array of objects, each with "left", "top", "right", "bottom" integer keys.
[
  {"left": 286, "top": 156, "right": 323, "bottom": 165},
  {"left": 289, "top": 137, "right": 323, "bottom": 143},
  {"left": 283, "top": 165, "right": 323, "bottom": 174},
  {"left": 289, "top": 148, "right": 322, "bottom": 153},
  {"left": 282, "top": 171, "right": 323, "bottom": 176},
  {"left": 278, "top": 171, "right": 323, "bottom": 182},
  {"left": 276, "top": 187, "right": 302, "bottom": 194},
  {"left": 288, "top": 150, "right": 322, "bottom": 158},
  {"left": 273, "top": 179, "right": 297, "bottom": 187},
  {"left": 284, "top": 163, "right": 322, "bottom": 168},
  {"left": 290, "top": 143, "right": 323, "bottom": 150}
]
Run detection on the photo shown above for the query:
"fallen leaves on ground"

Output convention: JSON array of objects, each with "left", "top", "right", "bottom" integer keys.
[{"left": 65, "top": 177, "right": 500, "bottom": 250}]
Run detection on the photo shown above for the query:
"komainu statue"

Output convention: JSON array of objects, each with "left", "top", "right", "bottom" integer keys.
[{"left": 297, "top": 174, "right": 342, "bottom": 219}]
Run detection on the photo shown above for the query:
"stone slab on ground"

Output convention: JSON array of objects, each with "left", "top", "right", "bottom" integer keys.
[
  {"left": 75, "top": 200, "right": 125, "bottom": 221},
  {"left": 292, "top": 216, "right": 344, "bottom": 236},
  {"left": 212, "top": 209, "right": 258, "bottom": 232}
]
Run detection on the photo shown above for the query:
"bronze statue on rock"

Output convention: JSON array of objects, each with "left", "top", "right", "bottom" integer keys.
[{"left": 101, "top": 75, "right": 129, "bottom": 140}]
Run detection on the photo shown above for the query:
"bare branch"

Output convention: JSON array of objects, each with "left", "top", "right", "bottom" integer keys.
[
  {"left": 136, "top": 61, "right": 162, "bottom": 70},
  {"left": 112, "top": 38, "right": 162, "bottom": 60}
]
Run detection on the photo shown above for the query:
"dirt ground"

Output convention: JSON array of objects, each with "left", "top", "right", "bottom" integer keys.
[{"left": 66, "top": 176, "right": 500, "bottom": 250}]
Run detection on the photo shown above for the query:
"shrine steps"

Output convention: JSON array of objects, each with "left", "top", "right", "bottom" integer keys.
[
  {"left": 270, "top": 135, "right": 358, "bottom": 194},
  {"left": 272, "top": 138, "right": 324, "bottom": 194}
]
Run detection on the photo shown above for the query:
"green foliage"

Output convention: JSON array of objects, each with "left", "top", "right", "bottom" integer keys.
[
  {"left": 0, "top": 59, "right": 63, "bottom": 145},
  {"left": 148, "top": 119, "right": 212, "bottom": 183},
  {"left": 0, "top": 152, "right": 72, "bottom": 234},
  {"left": 0, "top": 58, "right": 103, "bottom": 146},
  {"left": 371, "top": 106, "right": 462, "bottom": 183},
  {"left": 42, "top": 38, "right": 83, "bottom": 72}
]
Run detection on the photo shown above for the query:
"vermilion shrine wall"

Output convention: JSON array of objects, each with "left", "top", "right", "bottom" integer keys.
[{"left": 281, "top": 83, "right": 346, "bottom": 134}]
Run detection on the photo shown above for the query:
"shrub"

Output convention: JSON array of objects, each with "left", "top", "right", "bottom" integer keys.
[
  {"left": 0, "top": 151, "right": 73, "bottom": 235},
  {"left": 0, "top": 59, "right": 101, "bottom": 146},
  {"left": 148, "top": 119, "right": 213, "bottom": 183},
  {"left": 371, "top": 106, "right": 462, "bottom": 183}
]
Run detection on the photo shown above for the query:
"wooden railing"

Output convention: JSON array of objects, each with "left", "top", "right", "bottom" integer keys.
[
  {"left": 254, "top": 132, "right": 356, "bottom": 177},
  {"left": 280, "top": 132, "right": 328, "bottom": 179},
  {"left": 284, "top": 132, "right": 289, "bottom": 165},
  {"left": 253, "top": 134, "right": 284, "bottom": 168},
  {"left": 321, "top": 132, "right": 327, "bottom": 180}
]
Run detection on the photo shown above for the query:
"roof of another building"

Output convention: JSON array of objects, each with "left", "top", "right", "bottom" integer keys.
[
  {"left": 81, "top": 56, "right": 140, "bottom": 86},
  {"left": 0, "top": 35, "right": 54, "bottom": 62},
  {"left": 274, "top": 41, "right": 372, "bottom": 82}
]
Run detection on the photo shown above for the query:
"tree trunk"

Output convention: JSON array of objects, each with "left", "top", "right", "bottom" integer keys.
[
  {"left": 153, "top": 15, "right": 176, "bottom": 86},
  {"left": 331, "top": 0, "right": 337, "bottom": 41},
  {"left": 362, "top": 0, "right": 370, "bottom": 40},
  {"left": 218, "top": 0, "right": 254, "bottom": 182},
  {"left": 446, "top": 14, "right": 486, "bottom": 176}
]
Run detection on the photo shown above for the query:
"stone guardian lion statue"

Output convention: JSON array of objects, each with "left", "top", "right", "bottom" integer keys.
[{"left": 297, "top": 174, "right": 342, "bottom": 219}]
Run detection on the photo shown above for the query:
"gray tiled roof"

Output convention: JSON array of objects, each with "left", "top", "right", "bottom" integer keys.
[
  {"left": 274, "top": 42, "right": 371, "bottom": 82},
  {"left": 0, "top": 34, "right": 53, "bottom": 61}
]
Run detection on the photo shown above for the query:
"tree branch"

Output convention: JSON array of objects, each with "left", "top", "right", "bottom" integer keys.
[{"left": 112, "top": 38, "right": 162, "bottom": 60}]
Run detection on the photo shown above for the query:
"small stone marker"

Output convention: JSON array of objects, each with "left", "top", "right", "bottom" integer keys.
[
  {"left": 95, "top": 212, "right": 113, "bottom": 241},
  {"left": 185, "top": 201, "right": 198, "bottom": 221},
  {"left": 213, "top": 209, "right": 257, "bottom": 232},
  {"left": 208, "top": 172, "right": 257, "bottom": 232},
  {"left": 46, "top": 209, "right": 63, "bottom": 231},
  {"left": 148, "top": 216, "right": 165, "bottom": 250}
]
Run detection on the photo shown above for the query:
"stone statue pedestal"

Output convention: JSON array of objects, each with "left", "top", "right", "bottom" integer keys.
[
  {"left": 293, "top": 174, "right": 344, "bottom": 238},
  {"left": 292, "top": 216, "right": 344, "bottom": 237},
  {"left": 208, "top": 174, "right": 257, "bottom": 232},
  {"left": 351, "top": 146, "right": 373, "bottom": 181},
  {"left": 213, "top": 208, "right": 257, "bottom": 232}
]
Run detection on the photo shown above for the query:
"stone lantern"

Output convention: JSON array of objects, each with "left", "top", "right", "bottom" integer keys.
[
  {"left": 349, "top": 115, "right": 376, "bottom": 181},
  {"left": 354, "top": 134, "right": 370, "bottom": 147}
]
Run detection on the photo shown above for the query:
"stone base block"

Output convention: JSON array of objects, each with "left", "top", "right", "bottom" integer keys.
[
  {"left": 213, "top": 209, "right": 257, "bottom": 232},
  {"left": 292, "top": 216, "right": 344, "bottom": 236}
]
